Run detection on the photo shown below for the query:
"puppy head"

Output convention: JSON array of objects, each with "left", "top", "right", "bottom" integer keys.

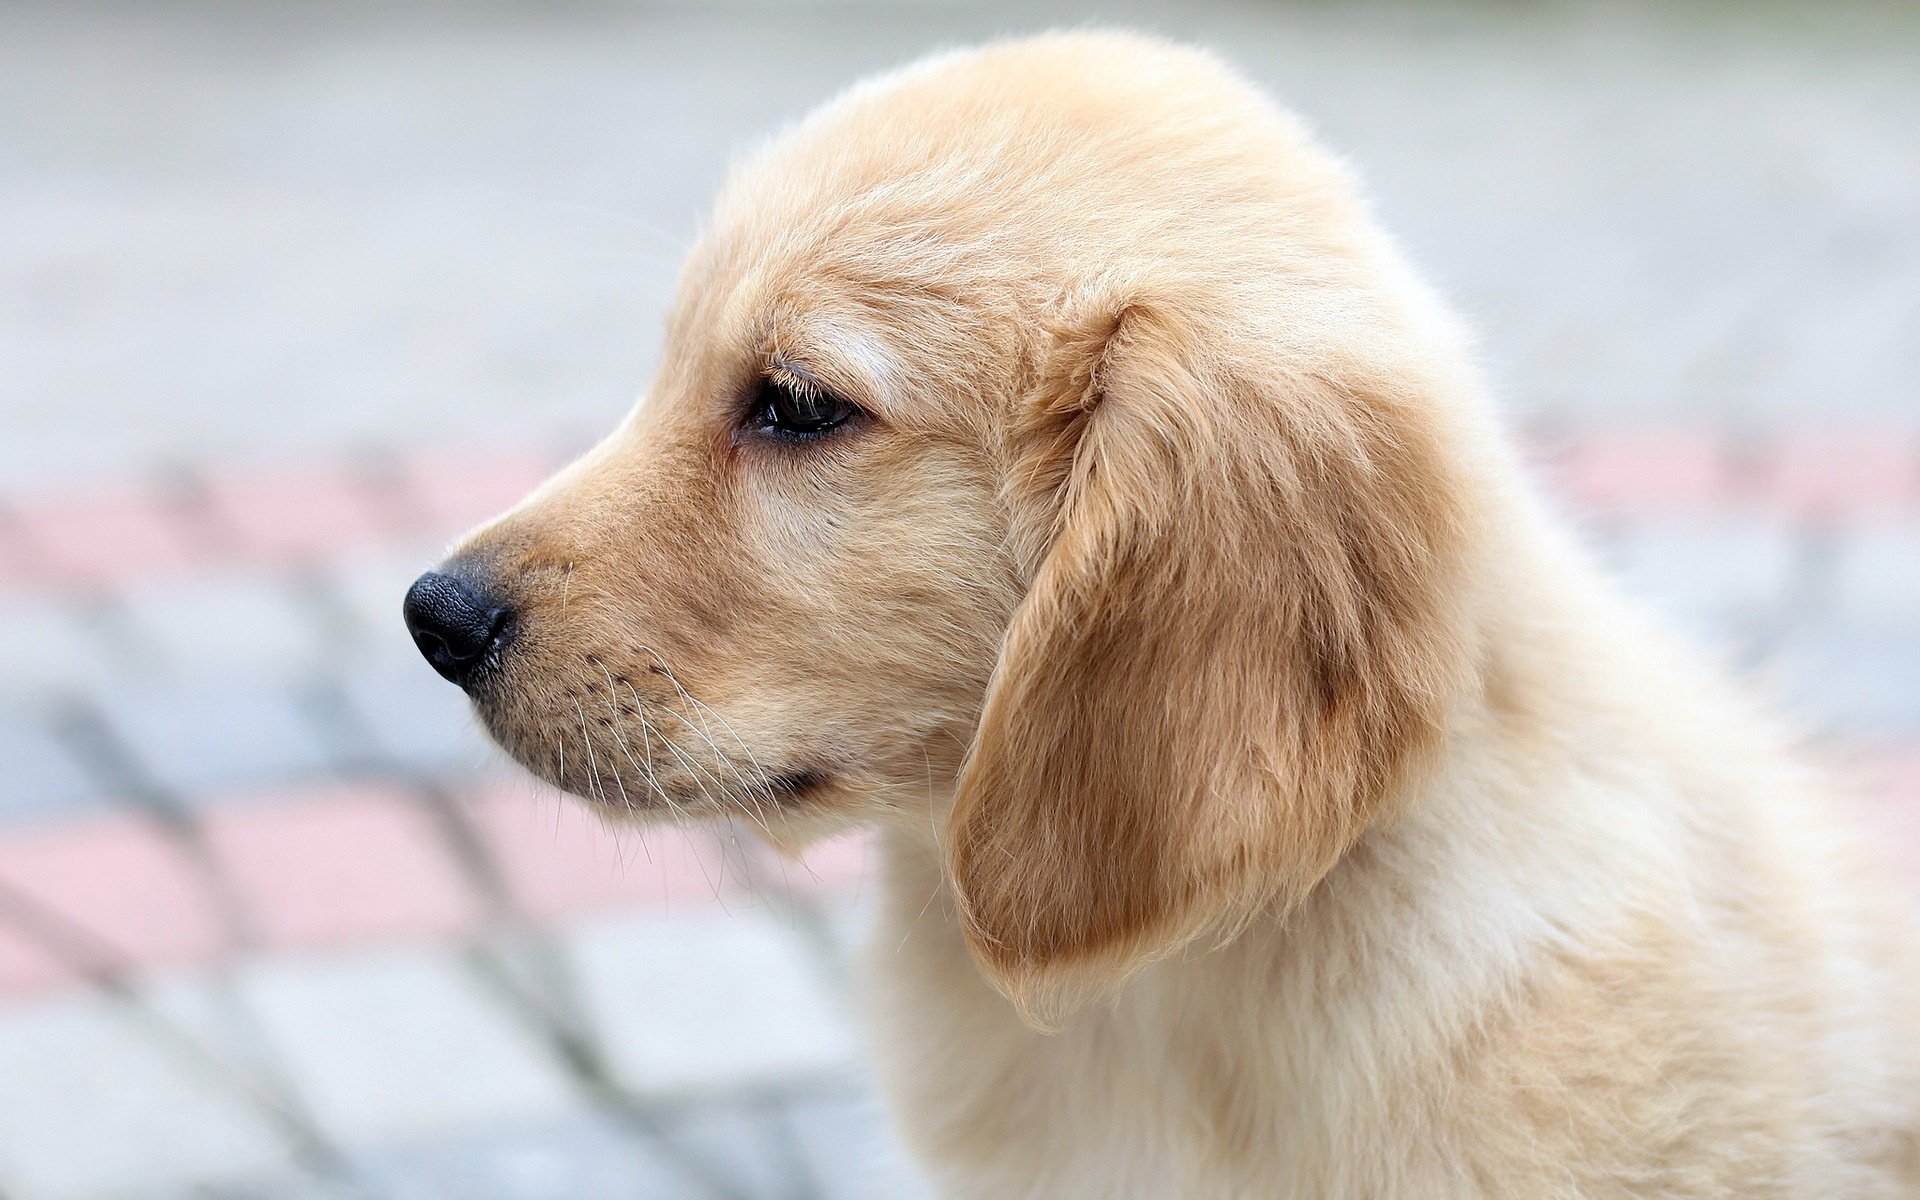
[{"left": 417, "top": 32, "right": 1481, "bottom": 1018}]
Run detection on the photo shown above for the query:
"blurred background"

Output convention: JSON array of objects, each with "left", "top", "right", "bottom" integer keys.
[{"left": 2, "top": 0, "right": 1917, "bottom": 1197}]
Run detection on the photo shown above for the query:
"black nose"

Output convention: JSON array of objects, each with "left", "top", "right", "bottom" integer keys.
[{"left": 402, "top": 571, "right": 515, "bottom": 687}]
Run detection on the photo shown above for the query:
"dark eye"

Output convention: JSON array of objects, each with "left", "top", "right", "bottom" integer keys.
[{"left": 746, "top": 375, "right": 860, "bottom": 442}]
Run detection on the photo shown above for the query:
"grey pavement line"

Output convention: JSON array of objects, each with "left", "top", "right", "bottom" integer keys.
[
  {"left": 308, "top": 677, "right": 769, "bottom": 1200},
  {"left": 721, "top": 831, "right": 854, "bottom": 995},
  {"left": 38, "top": 696, "right": 384, "bottom": 1195},
  {"left": 743, "top": 1089, "right": 830, "bottom": 1200},
  {"left": 674, "top": 833, "right": 841, "bottom": 1200},
  {"left": 0, "top": 876, "right": 363, "bottom": 1196},
  {"left": 664, "top": 836, "right": 848, "bottom": 1200},
  {"left": 68, "top": 586, "right": 163, "bottom": 678},
  {"left": 287, "top": 569, "right": 363, "bottom": 667},
  {"left": 348, "top": 446, "right": 432, "bottom": 538},
  {"left": 11, "top": 665, "right": 840, "bottom": 1200},
  {"left": 297, "top": 675, "right": 597, "bottom": 1041},
  {"left": 0, "top": 501, "right": 47, "bottom": 580},
  {"left": 1747, "top": 517, "right": 1841, "bottom": 666},
  {"left": 154, "top": 462, "right": 244, "bottom": 563},
  {"left": 323, "top": 657, "right": 853, "bottom": 1200}
]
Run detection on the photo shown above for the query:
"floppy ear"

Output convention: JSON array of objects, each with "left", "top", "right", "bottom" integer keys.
[{"left": 947, "top": 298, "right": 1475, "bottom": 1023}]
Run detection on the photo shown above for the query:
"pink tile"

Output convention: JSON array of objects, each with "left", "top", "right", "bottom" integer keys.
[
  {"left": 1548, "top": 429, "right": 1734, "bottom": 514},
  {"left": 198, "top": 465, "right": 393, "bottom": 566},
  {"left": 1868, "top": 745, "right": 1920, "bottom": 815},
  {"left": 1759, "top": 431, "right": 1918, "bottom": 518},
  {"left": 403, "top": 445, "right": 565, "bottom": 539},
  {"left": 464, "top": 779, "right": 730, "bottom": 918},
  {"left": 787, "top": 831, "right": 878, "bottom": 893},
  {"left": 0, "top": 814, "right": 226, "bottom": 997},
  {"left": 0, "top": 516, "right": 45, "bottom": 594},
  {"left": 14, "top": 486, "right": 204, "bottom": 588},
  {"left": 1836, "top": 745, "right": 1920, "bottom": 885},
  {"left": 0, "top": 921, "right": 71, "bottom": 996},
  {"left": 203, "top": 782, "right": 481, "bottom": 950}
]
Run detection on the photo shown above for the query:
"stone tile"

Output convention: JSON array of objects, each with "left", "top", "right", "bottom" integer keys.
[
  {"left": 0, "top": 811, "right": 226, "bottom": 995},
  {"left": 202, "top": 782, "right": 481, "bottom": 952},
  {"left": 1758, "top": 428, "right": 1918, "bottom": 517},
  {"left": 134, "top": 569, "right": 328, "bottom": 677},
  {"left": 0, "top": 989, "right": 290, "bottom": 1199},
  {"left": 663, "top": 1096, "right": 817, "bottom": 1200},
  {"left": 0, "top": 597, "right": 126, "bottom": 699},
  {"left": 0, "top": 705, "right": 107, "bottom": 825},
  {"left": 1761, "top": 623, "right": 1920, "bottom": 738},
  {"left": 1827, "top": 524, "right": 1920, "bottom": 626},
  {"left": 566, "top": 908, "right": 859, "bottom": 1097},
  {"left": 172, "top": 1092, "right": 932, "bottom": 1200},
  {"left": 340, "top": 1113, "right": 697, "bottom": 1200},
  {"left": 335, "top": 663, "right": 492, "bottom": 777},
  {"left": 1602, "top": 517, "right": 1800, "bottom": 654},
  {"left": 331, "top": 546, "right": 443, "bottom": 663},
  {"left": 812, "top": 893, "right": 876, "bottom": 965},
  {"left": 197, "top": 465, "right": 394, "bottom": 569},
  {"left": 0, "top": 512, "right": 46, "bottom": 593},
  {"left": 193, "top": 1111, "right": 755, "bottom": 1200},
  {"left": 13, "top": 482, "right": 206, "bottom": 590},
  {"left": 467, "top": 780, "right": 730, "bottom": 920},
  {"left": 1548, "top": 428, "right": 1732, "bottom": 515},
  {"left": 461, "top": 927, "right": 578, "bottom": 1038},
  {"left": 137, "top": 966, "right": 293, "bottom": 1106},
  {"left": 0, "top": 923, "right": 64, "bottom": 1010},
  {"left": 401, "top": 445, "right": 563, "bottom": 541},
  {"left": 1850, "top": 745, "right": 1920, "bottom": 885},
  {"left": 783, "top": 1085, "right": 932, "bottom": 1200},
  {"left": 237, "top": 945, "right": 582, "bottom": 1148},
  {"left": 1873, "top": 745, "right": 1920, "bottom": 810},
  {"left": 91, "top": 679, "right": 338, "bottom": 798},
  {"left": 788, "top": 832, "right": 880, "bottom": 898}
]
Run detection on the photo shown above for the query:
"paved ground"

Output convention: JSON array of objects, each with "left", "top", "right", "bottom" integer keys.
[
  {"left": 7, "top": 0, "right": 1920, "bottom": 489},
  {"left": 2, "top": 1, "right": 1917, "bottom": 1198}
]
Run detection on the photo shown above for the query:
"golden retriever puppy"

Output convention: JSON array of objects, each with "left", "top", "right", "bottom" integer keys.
[{"left": 402, "top": 31, "right": 1920, "bottom": 1198}]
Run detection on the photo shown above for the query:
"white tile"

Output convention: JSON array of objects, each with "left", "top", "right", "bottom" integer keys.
[
  {"left": 1829, "top": 525, "right": 1920, "bottom": 626},
  {"left": 568, "top": 909, "right": 858, "bottom": 1097},
  {"left": 1604, "top": 517, "right": 1798, "bottom": 648},
  {"left": 0, "top": 990, "right": 288, "bottom": 1200},
  {"left": 334, "top": 545, "right": 445, "bottom": 664},
  {"left": 133, "top": 570, "right": 322, "bottom": 676},
  {"left": 237, "top": 945, "right": 580, "bottom": 1148},
  {"left": 0, "top": 600, "right": 122, "bottom": 699}
]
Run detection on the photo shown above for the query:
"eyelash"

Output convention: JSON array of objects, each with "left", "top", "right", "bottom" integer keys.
[{"left": 744, "top": 372, "right": 862, "bottom": 444}]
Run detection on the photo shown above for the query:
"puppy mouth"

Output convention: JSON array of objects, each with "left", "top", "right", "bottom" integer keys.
[
  {"left": 456, "top": 641, "right": 513, "bottom": 695},
  {"left": 457, "top": 645, "right": 828, "bottom": 817},
  {"left": 484, "top": 709, "right": 830, "bottom": 818},
  {"left": 571, "top": 765, "right": 827, "bottom": 819},
  {"left": 765, "top": 768, "right": 828, "bottom": 801}
]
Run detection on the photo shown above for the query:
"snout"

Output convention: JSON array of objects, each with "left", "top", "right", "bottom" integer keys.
[{"left": 402, "top": 568, "right": 516, "bottom": 688}]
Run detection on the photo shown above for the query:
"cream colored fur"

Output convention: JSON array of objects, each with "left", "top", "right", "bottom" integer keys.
[{"left": 446, "top": 32, "right": 1920, "bottom": 1197}]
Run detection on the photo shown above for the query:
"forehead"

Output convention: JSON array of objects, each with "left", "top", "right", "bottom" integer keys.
[
  {"left": 652, "top": 36, "right": 1304, "bottom": 423},
  {"left": 674, "top": 50, "right": 1139, "bottom": 324},
  {"left": 660, "top": 179, "right": 1034, "bottom": 431}
]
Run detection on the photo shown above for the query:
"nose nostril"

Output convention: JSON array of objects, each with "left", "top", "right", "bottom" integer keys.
[
  {"left": 403, "top": 570, "right": 517, "bottom": 687},
  {"left": 409, "top": 625, "right": 452, "bottom": 659},
  {"left": 478, "top": 608, "right": 513, "bottom": 657}
]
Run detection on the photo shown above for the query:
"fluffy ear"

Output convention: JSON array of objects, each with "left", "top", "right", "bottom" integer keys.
[{"left": 947, "top": 299, "right": 1475, "bottom": 1024}]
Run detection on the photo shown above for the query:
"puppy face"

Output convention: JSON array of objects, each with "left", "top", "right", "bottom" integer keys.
[
  {"left": 418, "top": 33, "right": 1480, "bottom": 1014},
  {"left": 447, "top": 274, "right": 1020, "bottom": 836}
]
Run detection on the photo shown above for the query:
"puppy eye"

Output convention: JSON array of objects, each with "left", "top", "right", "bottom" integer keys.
[{"left": 746, "top": 375, "right": 861, "bottom": 442}]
